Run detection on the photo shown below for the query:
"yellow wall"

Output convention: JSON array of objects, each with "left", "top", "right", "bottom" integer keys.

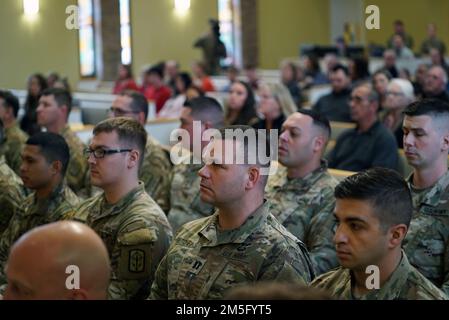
[
  {"left": 364, "top": 0, "right": 449, "bottom": 53},
  {"left": 258, "top": 0, "right": 330, "bottom": 69},
  {"left": 0, "top": 0, "right": 79, "bottom": 89},
  {"left": 131, "top": 0, "right": 218, "bottom": 77}
]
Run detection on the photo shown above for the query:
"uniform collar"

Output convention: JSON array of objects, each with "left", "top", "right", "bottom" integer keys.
[
  {"left": 198, "top": 201, "right": 271, "bottom": 246},
  {"left": 271, "top": 160, "right": 329, "bottom": 191},
  {"left": 407, "top": 171, "right": 449, "bottom": 207}
]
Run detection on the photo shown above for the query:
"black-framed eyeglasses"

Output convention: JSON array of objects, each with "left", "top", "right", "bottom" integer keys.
[
  {"left": 84, "top": 148, "right": 132, "bottom": 159},
  {"left": 109, "top": 107, "right": 138, "bottom": 117}
]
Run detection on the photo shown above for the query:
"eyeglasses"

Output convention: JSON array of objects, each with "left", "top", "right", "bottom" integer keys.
[
  {"left": 386, "top": 91, "right": 405, "bottom": 97},
  {"left": 84, "top": 148, "right": 132, "bottom": 159},
  {"left": 109, "top": 107, "right": 138, "bottom": 117}
]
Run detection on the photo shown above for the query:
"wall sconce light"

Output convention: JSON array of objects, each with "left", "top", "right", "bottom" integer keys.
[
  {"left": 23, "top": 0, "right": 39, "bottom": 15},
  {"left": 174, "top": 0, "right": 190, "bottom": 14}
]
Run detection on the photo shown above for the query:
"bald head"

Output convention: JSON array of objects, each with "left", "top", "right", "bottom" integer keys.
[{"left": 4, "top": 221, "right": 110, "bottom": 300}]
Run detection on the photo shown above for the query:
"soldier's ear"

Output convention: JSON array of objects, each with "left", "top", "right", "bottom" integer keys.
[
  {"left": 51, "top": 160, "right": 63, "bottom": 175},
  {"left": 245, "top": 166, "right": 260, "bottom": 189},
  {"left": 388, "top": 224, "right": 407, "bottom": 249},
  {"left": 441, "top": 131, "right": 449, "bottom": 152},
  {"left": 127, "top": 150, "right": 139, "bottom": 169}
]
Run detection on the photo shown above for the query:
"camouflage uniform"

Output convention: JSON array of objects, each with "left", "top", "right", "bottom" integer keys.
[
  {"left": 266, "top": 161, "right": 339, "bottom": 275},
  {"left": 3, "top": 122, "right": 28, "bottom": 174},
  {"left": 74, "top": 183, "right": 172, "bottom": 300},
  {"left": 168, "top": 161, "right": 215, "bottom": 232},
  {"left": 0, "top": 155, "right": 25, "bottom": 235},
  {"left": 403, "top": 171, "right": 449, "bottom": 295},
  {"left": 0, "top": 183, "right": 79, "bottom": 284},
  {"left": 60, "top": 125, "right": 88, "bottom": 195},
  {"left": 311, "top": 251, "right": 448, "bottom": 299},
  {"left": 139, "top": 136, "right": 172, "bottom": 213},
  {"left": 150, "top": 201, "right": 314, "bottom": 300}
]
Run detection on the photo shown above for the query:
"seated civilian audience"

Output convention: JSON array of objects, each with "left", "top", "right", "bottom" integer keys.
[
  {"left": 224, "top": 80, "right": 259, "bottom": 126},
  {"left": 192, "top": 61, "right": 215, "bottom": 92},
  {"left": 313, "top": 64, "right": 353, "bottom": 122},
  {"left": 164, "top": 60, "right": 180, "bottom": 95},
  {"left": 20, "top": 74, "right": 47, "bottom": 136},
  {"left": 382, "top": 50, "right": 399, "bottom": 78},
  {"left": 387, "top": 20, "right": 414, "bottom": 50},
  {"left": 112, "top": 64, "right": 139, "bottom": 95},
  {"left": 413, "top": 63, "right": 429, "bottom": 98},
  {"left": 254, "top": 83, "right": 296, "bottom": 132},
  {"left": 382, "top": 79, "right": 416, "bottom": 148},
  {"left": 392, "top": 34, "right": 414, "bottom": 59},
  {"left": 46, "top": 72, "right": 61, "bottom": 89},
  {"left": 372, "top": 69, "right": 392, "bottom": 110},
  {"left": 280, "top": 60, "right": 302, "bottom": 107},
  {"left": 429, "top": 47, "right": 449, "bottom": 76},
  {"left": 158, "top": 72, "right": 193, "bottom": 119},
  {"left": 143, "top": 66, "right": 172, "bottom": 114},
  {"left": 244, "top": 64, "right": 260, "bottom": 91},
  {"left": 328, "top": 82, "right": 399, "bottom": 172},
  {"left": 422, "top": 66, "right": 449, "bottom": 102},
  {"left": 420, "top": 23, "right": 446, "bottom": 55},
  {"left": 303, "top": 54, "right": 328, "bottom": 87},
  {"left": 222, "top": 65, "right": 240, "bottom": 92},
  {"left": 348, "top": 57, "right": 370, "bottom": 84}
]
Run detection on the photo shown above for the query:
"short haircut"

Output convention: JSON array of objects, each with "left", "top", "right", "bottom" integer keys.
[
  {"left": 26, "top": 132, "right": 70, "bottom": 176},
  {"left": 353, "top": 82, "right": 379, "bottom": 104},
  {"left": 297, "top": 109, "right": 331, "bottom": 141},
  {"left": 373, "top": 69, "right": 392, "bottom": 81},
  {"left": 403, "top": 99, "right": 449, "bottom": 132},
  {"left": 183, "top": 96, "right": 224, "bottom": 128},
  {"left": 0, "top": 90, "right": 20, "bottom": 118},
  {"left": 388, "top": 79, "right": 415, "bottom": 102},
  {"left": 215, "top": 125, "right": 272, "bottom": 186},
  {"left": 334, "top": 167, "right": 413, "bottom": 231},
  {"left": 120, "top": 90, "right": 149, "bottom": 121},
  {"left": 331, "top": 64, "right": 350, "bottom": 77},
  {"left": 93, "top": 117, "right": 147, "bottom": 169},
  {"left": 41, "top": 88, "right": 73, "bottom": 115}
]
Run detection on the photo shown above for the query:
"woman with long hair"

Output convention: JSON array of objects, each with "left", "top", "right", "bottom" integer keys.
[
  {"left": 20, "top": 73, "right": 47, "bottom": 135},
  {"left": 225, "top": 80, "right": 259, "bottom": 126}
]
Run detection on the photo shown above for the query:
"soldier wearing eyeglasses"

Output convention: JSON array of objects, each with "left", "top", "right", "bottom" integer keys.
[
  {"left": 73, "top": 117, "right": 172, "bottom": 300},
  {"left": 108, "top": 91, "right": 172, "bottom": 213}
]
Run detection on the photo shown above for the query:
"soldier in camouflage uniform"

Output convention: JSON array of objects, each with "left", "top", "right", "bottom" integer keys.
[
  {"left": 36, "top": 88, "right": 88, "bottom": 194},
  {"left": 167, "top": 97, "right": 224, "bottom": 232},
  {"left": 74, "top": 118, "right": 172, "bottom": 300},
  {"left": 401, "top": 99, "right": 449, "bottom": 295},
  {"left": 0, "top": 90, "right": 28, "bottom": 174},
  {"left": 0, "top": 120, "right": 26, "bottom": 236},
  {"left": 311, "top": 168, "right": 447, "bottom": 300},
  {"left": 108, "top": 91, "right": 172, "bottom": 212},
  {"left": 0, "top": 133, "right": 79, "bottom": 285},
  {"left": 266, "top": 111, "right": 338, "bottom": 275},
  {"left": 150, "top": 126, "right": 314, "bottom": 300}
]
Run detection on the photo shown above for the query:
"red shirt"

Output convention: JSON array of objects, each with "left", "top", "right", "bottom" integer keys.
[
  {"left": 143, "top": 85, "right": 172, "bottom": 113},
  {"left": 201, "top": 77, "right": 216, "bottom": 92},
  {"left": 113, "top": 79, "right": 139, "bottom": 94}
]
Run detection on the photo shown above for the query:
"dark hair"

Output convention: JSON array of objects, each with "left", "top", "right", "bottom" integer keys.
[
  {"left": 27, "top": 73, "right": 48, "bottom": 95},
  {"left": 306, "top": 54, "right": 321, "bottom": 73},
  {"left": 176, "top": 72, "right": 193, "bottom": 92},
  {"left": 297, "top": 109, "right": 331, "bottom": 140},
  {"left": 120, "top": 64, "right": 133, "bottom": 79},
  {"left": 41, "top": 88, "right": 73, "bottom": 115},
  {"left": 335, "top": 167, "right": 413, "bottom": 230},
  {"left": 0, "top": 90, "right": 20, "bottom": 118},
  {"left": 93, "top": 117, "right": 147, "bottom": 169},
  {"left": 351, "top": 57, "right": 370, "bottom": 81},
  {"left": 394, "top": 20, "right": 404, "bottom": 26},
  {"left": 331, "top": 64, "right": 350, "bottom": 77},
  {"left": 373, "top": 69, "right": 393, "bottom": 81},
  {"left": 120, "top": 90, "right": 149, "bottom": 121},
  {"left": 226, "top": 81, "right": 258, "bottom": 126},
  {"left": 26, "top": 132, "right": 70, "bottom": 176},
  {"left": 282, "top": 62, "right": 298, "bottom": 83},
  {"left": 184, "top": 96, "right": 224, "bottom": 128},
  {"left": 0, "top": 118, "right": 4, "bottom": 143},
  {"left": 146, "top": 66, "right": 164, "bottom": 79},
  {"left": 403, "top": 99, "right": 449, "bottom": 118}
]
